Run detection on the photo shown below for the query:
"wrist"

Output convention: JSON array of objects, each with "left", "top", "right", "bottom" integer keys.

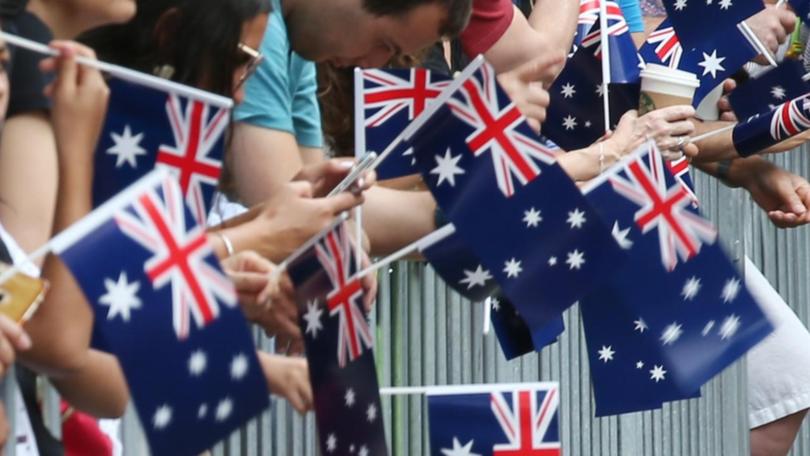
[{"left": 730, "top": 156, "right": 773, "bottom": 189}]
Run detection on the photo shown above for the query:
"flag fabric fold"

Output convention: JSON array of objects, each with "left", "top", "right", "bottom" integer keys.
[
  {"left": 729, "top": 59, "right": 810, "bottom": 121},
  {"left": 732, "top": 92, "right": 810, "bottom": 157}
]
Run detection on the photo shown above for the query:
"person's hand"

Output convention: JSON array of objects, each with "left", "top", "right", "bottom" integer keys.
[
  {"left": 745, "top": 5, "right": 796, "bottom": 64},
  {"left": 603, "top": 106, "right": 698, "bottom": 161},
  {"left": 258, "top": 352, "right": 312, "bottom": 414},
  {"left": 0, "top": 401, "right": 8, "bottom": 452},
  {"left": 221, "top": 251, "right": 303, "bottom": 352},
  {"left": 717, "top": 78, "right": 738, "bottom": 122},
  {"left": 226, "top": 181, "right": 365, "bottom": 263},
  {"left": 40, "top": 41, "right": 109, "bottom": 167},
  {"left": 0, "top": 314, "right": 31, "bottom": 378},
  {"left": 740, "top": 159, "right": 810, "bottom": 228},
  {"left": 497, "top": 51, "right": 566, "bottom": 132},
  {"left": 293, "top": 159, "right": 377, "bottom": 198}
]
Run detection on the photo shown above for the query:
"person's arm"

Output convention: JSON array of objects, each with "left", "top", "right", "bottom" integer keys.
[
  {"left": 0, "top": 113, "right": 58, "bottom": 261},
  {"left": 362, "top": 186, "right": 437, "bottom": 257},
  {"left": 49, "top": 350, "right": 129, "bottom": 418},
  {"left": 528, "top": 0, "right": 581, "bottom": 58}
]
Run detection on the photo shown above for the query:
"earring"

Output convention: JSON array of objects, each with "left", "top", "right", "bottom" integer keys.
[{"left": 153, "top": 64, "right": 175, "bottom": 79}]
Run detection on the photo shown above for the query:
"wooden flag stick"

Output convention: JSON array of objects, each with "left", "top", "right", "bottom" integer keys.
[{"left": 0, "top": 32, "right": 233, "bottom": 109}]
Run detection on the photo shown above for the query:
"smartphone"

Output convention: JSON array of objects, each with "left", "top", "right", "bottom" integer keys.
[{"left": 0, "top": 263, "right": 47, "bottom": 322}]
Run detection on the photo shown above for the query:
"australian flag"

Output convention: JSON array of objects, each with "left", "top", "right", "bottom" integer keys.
[
  {"left": 357, "top": 68, "right": 451, "bottom": 180},
  {"left": 639, "top": 19, "right": 758, "bottom": 113},
  {"left": 730, "top": 59, "right": 810, "bottom": 120},
  {"left": 286, "top": 220, "right": 388, "bottom": 456},
  {"left": 54, "top": 170, "right": 269, "bottom": 456},
  {"left": 580, "top": 295, "right": 700, "bottom": 416},
  {"left": 545, "top": 21, "right": 640, "bottom": 150},
  {"left": 406, "top": 57, "right": 625, "bottom": 332},
  {"left": 427, "top": 383, "right": 561, "bottom": 456},
  {"left": 582, "top": 143, "right": 773, "bottom": 392},
  {"left": 94, "top": 78, "right": 229, "bottom": 224},
  {"left": 574, "top": 0, "right": 631, "bottom": 51},
  {"left": 733, "top": 92, "right": 810, "bottom": 156},
  {"left": 661, "top": 0, "right": 762, "bottom": 49}
]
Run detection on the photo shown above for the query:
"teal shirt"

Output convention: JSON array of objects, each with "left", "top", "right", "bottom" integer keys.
[{"left": 234, "top": 0, "right": 323, "bottom": 148}]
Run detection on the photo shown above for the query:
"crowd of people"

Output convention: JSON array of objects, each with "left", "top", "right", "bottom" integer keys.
[{"left": 0, "top": 0, "right": 804, "bottom": 454}]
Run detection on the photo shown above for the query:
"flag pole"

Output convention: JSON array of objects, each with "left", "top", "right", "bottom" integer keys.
[
  {"left": 0, "top": 32, "right": 234, "bottom": 109},
  {"left": 273, "top": 212, "right": 351, "bottom": 280},
  {"left": 483, "top": 298, "right": 492, "bottom": 335},
  {"left": 690, "top": 123, "right": 736, "bottom": 142},
  {"left": 353, "top": 68, "right": 366, "bottom": 271},
  {"left": 599, "top": 0, "right": 612, "bottom": 133},
  {"left": 354, "top": 224, "right": 456, "bottom": 279}
]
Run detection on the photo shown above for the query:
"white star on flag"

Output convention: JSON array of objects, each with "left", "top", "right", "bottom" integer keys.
[
  {"left": 718, "top": 0, "right": 732, "bottom": 9},
  {"left": 215, "top": 397, "right": 233, "bottom": 422},
  {"left": 188, "top": 350, "right": 207, "bottom": 376},
  {"left": 489, "top": 297, "right": 501, "bottom": 311},
  {"left": 153, "top": 404, "right": 172, "bottom": 430},
  {"left": 598, "top": 345, "right": 615, "bottom": 362},
  {"left": 358, "top": 446, "right": 369, "bottom": 456},
  {"left": 107, "top": 125, "right": 147, "bottom": 168},
  {"left": 674, "top": 0, "right": 687, "bottom": 9},
  {"left": 230, "top": 353, "right": 249, "bottom": 380},
  {"left": 636, "top": 361, "right": 645, "bottom": 369},
  {"left": 566, "top": 249, "right": 586, "bottom": 270},
  {"left": 721, "top": 278, "right": 741, "bottom": 303},
  {"left": 562, "top": 115, "right": 578, "bottom": 130},
  {"left": 366, "top": 403, "right": 378, "bottom": 422},
  {"left": 197, "top": 404, "right": 208, "bottom": 419},
  {"left": 431, "top": 148, "right": 465, "bottom": 187},
  {"left": 681, "top": 276, "right": 701, "bottom": 300},
  {"left": 561, "top": 83, "right": 576, "bottom": 98},
  {"left": 548, "top": 256, "right": 558, "bottom": 266},
  {"left": 595, "top": 84, "right": 605, "bottom": 96},
  {"left": 459, "top": 265, "right": 492, "bottom": 289},
  {"left": 650, "top": 365, "right": 667, "bottom": 382},
  {"left": 303, "top": 300, "right": 324, "bottom": 338},
  {"left": 523, "top": 207, "right": 542, "bottom": 228},
  {"left": 98, "top": 271, "right": 142, "bottom": 322},
  {"left": 566, "top": 208, "right": 586, "bottom": 229},
  {"left": 611, "top": 221, "right": 633, "bottom": 249},
  {"left": 503, "top": 258, "right": 523, "bottom": 278},
  {"left": 661, "top": 322, "right": 683, "bottom": 345},
  {"left": 702, "top": 320, "right": 716, "bottom": 336},
  {"left": 326, "top": 434, "right": 338, "bottom": 453},
  {"left": 771, "top": 86, "right": 786, "bottom": 100},
  {"left": 698, "top": 50, "right": 726, "bottom": 78},
  {"left": 345, "top": 388, "right": 356, "bottom": 407},
  {"left": 633, "top": 318, "right": 648, "bottom": 333},
  {"left": 441, "top": 437, "right": 481, "bottom": 456},
  {"left": 719, "top": 314, "right": 741, "bottom": 340}
]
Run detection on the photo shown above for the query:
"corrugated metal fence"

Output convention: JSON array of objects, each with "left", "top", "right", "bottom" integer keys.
[{"left": 4, "top": 151, "right": 810, "bottom": 455}]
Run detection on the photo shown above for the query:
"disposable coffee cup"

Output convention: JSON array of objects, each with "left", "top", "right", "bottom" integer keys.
[{"left": 638, "top": 64, "right": 700, "bottom": 115}]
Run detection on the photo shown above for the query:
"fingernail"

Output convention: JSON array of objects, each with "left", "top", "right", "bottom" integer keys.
[
  {"left": 18, "top": 332, "right": 31, "bottom": 350},
  {"left": 793, "top": 204, "right": 806, "bottom": 214},
  {"left": 340, "top": 161, "right": 354, "bottom": 169}
]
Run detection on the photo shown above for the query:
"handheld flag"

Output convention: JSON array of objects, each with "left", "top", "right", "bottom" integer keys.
[
  {"left": 56, "top": 171, "right": 269, "bottom": 456},
  {"left": 94, "top": 78, "right": 229, "bottom": 224},
  {"left": 287, "top": 220, "right": 388, "bottom": 456},
  {"left": 729, "top": 59, "right": 810, "bottom": 120},
  {"left": 427, "top": 383, "right": 561, "bottom": 456},
  {"left": 732, "top": 92, "right": 810, "bottom": 156},
  {"left": 660, "top": 0, "right": 762, "bottom": 49}
]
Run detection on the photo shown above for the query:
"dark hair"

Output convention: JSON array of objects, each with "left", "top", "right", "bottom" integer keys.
[
  {"left": 362, "top": 0, "right": 472, "bottom": 38},
  {"left": 80, "top": 0, "right": 271, "bottom": 96}
]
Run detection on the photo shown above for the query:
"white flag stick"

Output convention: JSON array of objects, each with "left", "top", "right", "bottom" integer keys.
[
  {"left": 354, "top": 224, "right": 456, "bottom": 279},
  {"left": 0, "top": 32, "right": 233, "bottom": 110},
  {"left": 379, "top": 386, "right": 434, "bottom": 396},
  {"left": 738, "top": 22, "right": 778, "bottom": 68},
  {"left": 0, "top": 170, "right": 170, "bottom": 285},
  {"left": 483, "top": 297, "right": 493, "bottom": 335},
  {"left": 599, "top": 0, "right": 612, "bottom": 133},
  {"left": 690, "top": 123, "right": 736, "bottom": 143},
  {"left": 273, "top": 212, "right": 350, "bottom": 281},
  {"left": 353, "top": 69, "right": 366, "bottom": 271}
]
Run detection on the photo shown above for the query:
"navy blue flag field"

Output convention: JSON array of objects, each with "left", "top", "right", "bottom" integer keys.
[
  {"left": 405, "top": 57, "right": 625, "bottom": 333},
  {"left": 639, "top": 19, "right": 758, "bottom": 112},
  {"left": 94, "top": 78, "right": 229, "bottom": 224},
  {"left": 582, "top": 143, "right": 773, "bottom": 392},
  {"left": 427, "top": 383, "right": 561, "bottom": 456},
  {"left": 574, "top": 0, "right": 635, "bottom": 64},
  {"left": 733, "top": 92, "right": 810, "bottom": 157},
  {"left": 661, "top": 0, "right": 762, "bottom": 49},
  {"left": 286, "top": 221, "right": 388, "bottom": 456},
  {"left": 578, "top": 8, "right": 641, "bottom": 84},
  {"left": 730, "top": 59, "right": 810, "bottom": 120},
  {"left": 580, "top": 295, "right": 700, "bottom": 416},
  {"left": 490, "top": 297, "right": 565, "bottom": 360},
  {"left": 545, "top": 35, "right": 640, "bottom": 151},
  {"left": 356, "top": 68, "right": 451, "bottom": 180},
  {"left": 55, "top": 171, "right": 269, "bottom": 456}
]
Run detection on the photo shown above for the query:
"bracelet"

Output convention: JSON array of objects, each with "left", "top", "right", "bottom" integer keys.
[
  {"left": 215, "top": 231, "right": 235, "bottom": 257},
  {"left": 715, "top": 159, "right": 739, "bottom": 187}
]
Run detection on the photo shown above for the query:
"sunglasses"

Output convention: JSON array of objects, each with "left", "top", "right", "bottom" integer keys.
[{"left": 235, "top": 43, "right": 263, "bottom": 91}]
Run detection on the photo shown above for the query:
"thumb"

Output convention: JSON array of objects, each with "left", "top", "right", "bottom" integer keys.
[
  {"left": 515, "top": 51, "right": 566, "bottom": 87},
  {"left": 288, "top": 181, "right": 314, "bottom": 199},
  {"left": 777, "top": 182, "right": 806, "bottom": 215}
]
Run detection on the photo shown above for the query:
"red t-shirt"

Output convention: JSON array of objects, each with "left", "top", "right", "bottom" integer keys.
[{"left": 459, "top": 0, "right": 515, "bottom": 57}]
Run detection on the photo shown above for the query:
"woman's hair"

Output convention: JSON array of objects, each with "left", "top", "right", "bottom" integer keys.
[{"left": 80, "top": 0, "right": 271, "bottom": 96}]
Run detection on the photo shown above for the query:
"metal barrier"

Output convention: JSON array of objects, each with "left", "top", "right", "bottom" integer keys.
[{"left": 3, "top": 150, "right": 810, "bottom": 455}]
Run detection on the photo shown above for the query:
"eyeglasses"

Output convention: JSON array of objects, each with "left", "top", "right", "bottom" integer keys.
[{"left": 235, "top": 43, "right": 264, "bottom": 90}]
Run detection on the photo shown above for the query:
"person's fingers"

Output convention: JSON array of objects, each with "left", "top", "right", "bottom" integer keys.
[
  {"left": 323, "top": 191, "right": 364, "bottom": 215},
  {"left": 681, "top": 143, "right": 700, "bottom": 158},
  {"left": 298, "top": 376, "right": 314, "bottom": 412},
  {"left": 666, "top": 120, "right": 696, "bottom": 137},
  {"left": 53, "top": 46, "right": 78, "bottom": 95},
  {"left": 229, "top": 271, "right": 269, "bottom": 295},
  {"left": 238, "top": 250, "right": 274, "bottom": 274},
  {"left": 0, "top": 335, "right": 15, "bottom": 370},
  {"left": 286, "top": 389, "right": 308, "bottom": 414},
  {"left": 656, "top": 105, "right": 696, "bottom": 122},
  {"left": 288, "top": 340, "right": 305, "bottom": 356},
  {"left": 0, "top": 315, "right": 30, "bottom": 351},
  {"left": 288, "top": 181, "right": 314, "bottom": 199},
  {"left": 516, "top": 51, "right": 566, "bottom": 87},
  {"left": 722, "top": 78, "right": 737, "bottom": 94},
  {"left": 776, "top": 181, "right": 806, "bottom": 215},
  {"left": 38, "top": 57, "right": 57, "bottom": 73}
]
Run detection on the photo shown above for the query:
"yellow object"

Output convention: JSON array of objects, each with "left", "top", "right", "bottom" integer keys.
[{"left": 0, "top": 263, "right": 47, "bottom": 322}]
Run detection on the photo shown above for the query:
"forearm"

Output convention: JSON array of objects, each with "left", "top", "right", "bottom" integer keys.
[
  {"left": 484, "top": 7, "right": 554, "bottom": 73},
  {"left": 694, "top": 155, "right": 772, "bottom": 188},
  {"left": 692, "top": 120, "right": 739, "bottom": 162},
  {"left": 528, "top": 0, "right": 580, "bottom": 57},
  {"left": 49, "top": 350, "right": 129, "bottom": 418},
  {"left": 362, "top": 187, "right": 437, "bottom": 256}
]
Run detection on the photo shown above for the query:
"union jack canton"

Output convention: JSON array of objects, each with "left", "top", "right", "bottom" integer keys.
[
  {"left": 733, "top": 93, "right": 810, "bottom": 157},
  {"left": 427, "top": 383, "right": 561, "bottom": 456}
]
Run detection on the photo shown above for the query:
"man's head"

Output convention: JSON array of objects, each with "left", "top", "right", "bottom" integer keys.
[{"left": 285, "top": 0, "right": 472, "bottom": 68}]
